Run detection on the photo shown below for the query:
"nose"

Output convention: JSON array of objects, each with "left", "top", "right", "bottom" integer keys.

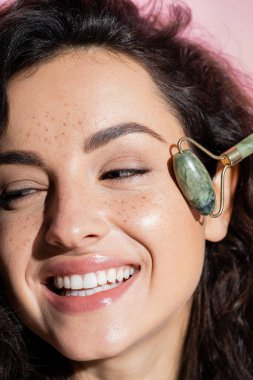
[{"left": 44, "top": 185, "right": 110, "bottom": 250}]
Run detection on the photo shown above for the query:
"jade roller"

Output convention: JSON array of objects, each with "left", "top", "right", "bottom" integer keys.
[{"left": 173, "top": 133, "right": 253, "bottom": 218}]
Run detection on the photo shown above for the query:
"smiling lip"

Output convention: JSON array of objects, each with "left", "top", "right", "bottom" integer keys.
[
  {"left": 40, "top": 255, "right": 140, "bottom": 313},
  {"left": 41, "top": 255, "right": 140, "bottom": 279},
  {"left": 43, "top": 271, "right": 138, "bottom": 313}
]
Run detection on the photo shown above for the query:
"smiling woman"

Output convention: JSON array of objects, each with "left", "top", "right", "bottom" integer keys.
[{"left": 0, "top": 1, "right": 253, "bottom": 380}]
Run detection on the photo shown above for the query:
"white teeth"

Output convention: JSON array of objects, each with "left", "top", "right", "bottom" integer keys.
[
  {"left": 116, "top": 268, "right": 124, "bottom": 282},
  {"left": 65, "top": 281, "right": 123, "bottom": 297},
  {"left": 70, "top": 275, "right": 83, "bottom": 290},
  {"left": 55, "top": 276, "right": 64, "bottom": 289},
  {"left": 83, "top": 273, "right": 98, "bottom": 289},
  {"left": 97, "top": 271, "right": 107, "bottom": 286},
  {"left": 123, "top": 268, "right": 130, "bottom": 280},
  {"left": 63, "top": 276, "right": 71, "bottom": 289},
  {"left": 86, "top": 288, "right": 95, "bottom": 296},
  {"left": 107, "top": 268, "right": 117, "bottom": 283},
  {"left": 54, "top": 265, "right": 137, "bottom": 291},
  {"left": 93, "top": 287, "right": 102, "bottom": 294}
]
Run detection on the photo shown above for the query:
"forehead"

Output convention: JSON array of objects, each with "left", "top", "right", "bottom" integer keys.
[{"left": 3, "top": 49, "right": 182, "bottom": 150}]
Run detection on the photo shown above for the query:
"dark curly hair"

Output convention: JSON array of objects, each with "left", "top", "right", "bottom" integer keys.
[{"left": 0, "top": 0, "right": 253, "bottom": 379}]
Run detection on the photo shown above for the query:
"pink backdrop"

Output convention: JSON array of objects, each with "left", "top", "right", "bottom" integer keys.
[
  {"left": 0, "top": 0, "right": 252, "bottom": 77},
  {"left": 136, "top": 0, "right": 253, "bottom": 78}
]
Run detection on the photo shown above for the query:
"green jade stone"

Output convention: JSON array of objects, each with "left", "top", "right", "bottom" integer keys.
[
  {"left": 234, "top": 133, "right": 253, "bottom": 160},
  {"left": 173, "top": 150, "right": 215, "bottom": 215}
]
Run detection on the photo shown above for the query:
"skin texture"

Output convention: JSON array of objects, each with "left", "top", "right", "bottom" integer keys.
[{"left": 0, "top": 49, "right": 235, "bottom": 380}]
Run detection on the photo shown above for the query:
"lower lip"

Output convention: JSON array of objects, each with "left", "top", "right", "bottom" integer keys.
[{"left": 43, "top": 273, "right": 138, "bottom": 314}]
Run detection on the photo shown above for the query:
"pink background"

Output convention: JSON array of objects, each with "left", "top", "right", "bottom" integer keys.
[
  {"left": 0, "top": 0, "right": 252, "bottom": 78},
  {"left": 136, "top": 0, "right": 253, "bottom": 79}
]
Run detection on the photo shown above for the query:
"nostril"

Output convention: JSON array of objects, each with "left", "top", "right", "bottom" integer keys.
[{"left": 44, "top": 230, "right": 102, "bottom": 251}]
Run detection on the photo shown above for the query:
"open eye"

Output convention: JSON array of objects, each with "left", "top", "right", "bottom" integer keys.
[{"left": 100, "top": 168, "right": 149, "bottom": 181}]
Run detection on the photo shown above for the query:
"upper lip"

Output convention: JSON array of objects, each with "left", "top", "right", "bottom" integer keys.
[{"left": 40, "top": 254, "right": 141, "bottom": 283}]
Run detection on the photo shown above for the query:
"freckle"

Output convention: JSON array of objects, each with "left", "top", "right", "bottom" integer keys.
[
  {"left": 51, "top": 117, "right": 55, "bottom": 121},
  {"left": 45, "top": 127, "right": 49, "bottom": 132},
  {"left": 44, "top": 138, "right": 49, "bottom": 143},
  {"left": 54, "top": 135, "right": 58, "bottom": 140},
  {"left": 37, "top": 121, "right": 41, "bottom": 126},
  {"left": 63, "top": 122, "right": 66, "bottom": 126},
  {"left": 32, "top": 115, "right": 36, "bottom": 120},
  {"left": 26, "top": 132, "right": 31, "bottom": 138},
  {"left": 64, "top": 103, "right": 68, "bottom": 107},
  {"left": 61, "top": 132, "right": 65, "bottom": 136},
  {"left": 78, "top": 121, "right": 82, "bottom": 125},
  {"left": 141, "top": 196, "right": 146, "bottom": 200}
]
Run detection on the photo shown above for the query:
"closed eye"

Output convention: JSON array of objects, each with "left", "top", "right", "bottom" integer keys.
[
  {"left": 0, "top": 188, "right": 41, "bottom": 210},
  {"left": 100, "top": 168, "right": 149, "bottom": 181}
]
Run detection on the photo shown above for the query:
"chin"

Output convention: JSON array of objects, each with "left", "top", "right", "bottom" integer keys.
[
  {"left": 45, "top": 329, "right": 132, "bottom": 362},
  {"left": 55, "top": 342, "right": 130, "bottom": 362}
]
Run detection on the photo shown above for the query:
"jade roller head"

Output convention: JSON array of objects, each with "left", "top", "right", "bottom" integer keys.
[{"left": 173, "top": 133, "right": 253, "bottom": 218}]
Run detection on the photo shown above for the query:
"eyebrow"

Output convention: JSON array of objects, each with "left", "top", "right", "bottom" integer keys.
[
  {"left": 0, "top": 151, "right": 45, "bottom": 167},
  {"left": 0, "top": 123, "right": 166, "bottom": 167},
  {"left": 84, "top": 122, "right": 166, "bottom": 153}
]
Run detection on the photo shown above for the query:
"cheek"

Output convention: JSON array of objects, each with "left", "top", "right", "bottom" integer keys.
[
  {"left": 108, "top": 182, "right": 205, "bottom": 252},
  {"left": 107, "top": 184, "right": 205, "bottom": 307},
  {"left": 0, "top": 212, "right": 42, "bottom": 288}
]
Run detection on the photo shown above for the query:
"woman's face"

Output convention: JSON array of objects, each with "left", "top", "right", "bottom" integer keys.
[{"left": 0, "top": 49, "right": 207, "bottom": 360}]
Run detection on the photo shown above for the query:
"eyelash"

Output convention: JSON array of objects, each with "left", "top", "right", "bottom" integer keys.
[
  {"left": 0, "top": 168, "right": 149, "bottom": 210},
  {"left": 0, "top": 188, "right": 38, "bottom": 210},
  {"left": 100, "top": 168, "right": 149, "bottom": 181}
]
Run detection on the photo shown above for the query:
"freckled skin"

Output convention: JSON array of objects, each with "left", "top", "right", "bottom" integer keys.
[{"left": 0, "top": 50, "right": 215, "bottom": 379}]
